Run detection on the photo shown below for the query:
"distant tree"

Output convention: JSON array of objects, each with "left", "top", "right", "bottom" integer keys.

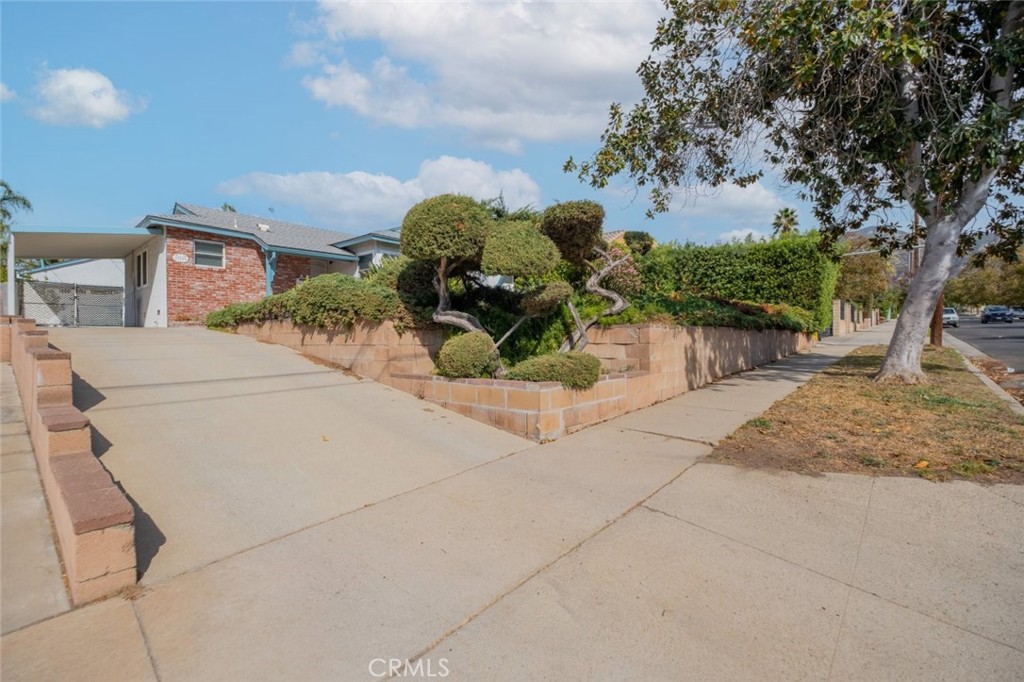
[
  {"left": 836, "top": 237, "right": 895, "bottom": 310},
  {"left": 479, "top": 193, "right": 538, "bottom": 222},
  {"left": 945, "top": 251, "right": 1024, "bottom": 307},
  {"left": 1, "top": 180, "right": 34, "bottom": 282},
  {"left": 623, "top": 230, "right": 655, "bottom": 255},
  {"left": 771, "top": 208, "right": 799, "bottom": 237},
  {"left": 568, "top": 1, "right": 1023, "bottom": 383},
  {"left": 220, "top": 203, "right": 237, "bottom": 213}
]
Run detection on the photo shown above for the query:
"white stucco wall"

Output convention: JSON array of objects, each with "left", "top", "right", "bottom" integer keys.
[
  {"left": 30, "top": 259, "right": 125, "bottom": 286},
  {"left": 126, "top": 234, "right": 167, "bottom": 327}
]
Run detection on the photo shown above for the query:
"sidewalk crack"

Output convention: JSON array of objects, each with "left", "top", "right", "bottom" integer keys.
[
  {"left": 132, "top": 601, "right": 163, "bottom": 682},
  {"left": 827, "top": 476, "right": 874, "bottom": 681}
]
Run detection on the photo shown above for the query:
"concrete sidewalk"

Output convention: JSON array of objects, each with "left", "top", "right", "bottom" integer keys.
[{"left": 3, "top": 323, "right": 1022, "bottom": 681}]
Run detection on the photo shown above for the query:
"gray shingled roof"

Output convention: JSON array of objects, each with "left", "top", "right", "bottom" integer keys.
[{"left": 142, "top": 203, "right": 359, "bottom": 256}]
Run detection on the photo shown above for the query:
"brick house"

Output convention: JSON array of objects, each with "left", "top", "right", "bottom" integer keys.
[{"left": 127, "top": 203, "right": 401, "bottom": 326}]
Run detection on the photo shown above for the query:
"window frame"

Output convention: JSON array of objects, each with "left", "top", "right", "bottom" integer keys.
[
  {"left": 135, "top": 250, "right": 148, "bottom": 288},
  {"left": 193, "top": 240, "right": 226, "bottom": 269}
]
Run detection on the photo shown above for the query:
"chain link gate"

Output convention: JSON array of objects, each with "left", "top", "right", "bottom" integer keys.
[{"left": 22, "top": 281, "right": 124, "bottom": 327}]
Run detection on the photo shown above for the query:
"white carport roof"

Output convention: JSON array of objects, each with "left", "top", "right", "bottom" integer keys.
[{"left": 10, "top": 225, "right": 161, "bottom": 259}]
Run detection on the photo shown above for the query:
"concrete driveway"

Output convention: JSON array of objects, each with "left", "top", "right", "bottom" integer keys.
[
  {"left": 4, "top": 324, "right": 1020, "bottom": 681},
  {"left": 47, "top": 327, "right": 532, "bottom": 584}
]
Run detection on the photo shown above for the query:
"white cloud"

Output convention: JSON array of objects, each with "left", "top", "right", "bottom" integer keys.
[
  {"left": 672, "top": 181, "right": 786, "bottom": 219},
  {"left": 297, "top": 1, "right": 663, "bottom": 149},
  {"left": 219, "top": 156, "right": 541, "bottom": 230},
  {"left": 0, "top": 83, "right": 15, "bottom": 102},
  {"left": 717, "top": 228, "right": 769, "bottom": 243},
  {"left": 31, "top": 68, "right": 145, "bottom": 127}
]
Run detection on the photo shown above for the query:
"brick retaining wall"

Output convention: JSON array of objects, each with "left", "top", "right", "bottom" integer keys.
[
  {"left": 235, "top": 319, "right": 813, "bottom": 441},
  {"left": 2, "top": 316, "right": 136, "bottom": 604}
]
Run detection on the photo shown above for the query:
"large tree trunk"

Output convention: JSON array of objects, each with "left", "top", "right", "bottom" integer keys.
[
  {"left": 876, "top": 175, "right": 995, "bottom": 382},
  {"left": 875, "top": 216, "right": 961, "bottom": 383}
]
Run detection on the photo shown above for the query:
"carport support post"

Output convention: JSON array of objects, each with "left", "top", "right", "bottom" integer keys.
[
  {"left": 265, "top": 250, "right": 278, "bottom": 297},
  {"left": 5, "top": 233, "right": 15, "bottom": 315}
]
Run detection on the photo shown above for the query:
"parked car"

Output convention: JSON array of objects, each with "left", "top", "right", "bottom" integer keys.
[
  {"left": 941, "top": 307, "right": 959, "bottom": 327},
  {"left": 981, "top": 305, "right": 1014, "bottom": 323},
  {"left": 1011, "top": 307, "right": 1024, "bottom": 320}
]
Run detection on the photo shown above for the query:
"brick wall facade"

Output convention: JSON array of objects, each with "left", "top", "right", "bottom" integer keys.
[{"left": 164, "top": 227, "right": 311, "bottom": 324}]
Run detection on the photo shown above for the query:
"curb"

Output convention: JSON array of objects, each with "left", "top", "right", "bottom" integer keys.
[{"left": 943, "top": 335, "right": 1024, "bottom": 417}]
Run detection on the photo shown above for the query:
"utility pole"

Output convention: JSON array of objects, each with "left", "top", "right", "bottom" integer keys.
[{"left": 931, "top": 292, "right": 944, "bottom": 347}]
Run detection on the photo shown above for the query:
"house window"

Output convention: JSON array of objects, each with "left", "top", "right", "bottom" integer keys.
[
  {"left": 194, "top": 240, "right": 225, "bottom": 268},
  {"left": 135, "top": 251, "right": 148, "bottom": 288},
  {"left": 310, "top": 259, "right": 328, "bottom": 277},
  {"left": 357, "top": 254, "right": 375, "bottom": 277}
]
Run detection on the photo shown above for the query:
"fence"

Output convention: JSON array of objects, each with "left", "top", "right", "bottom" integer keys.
[{"left": 22, "top": 281, "right": 124, "bottom": 327}]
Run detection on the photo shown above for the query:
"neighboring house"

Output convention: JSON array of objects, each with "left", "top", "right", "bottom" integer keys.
[
  {"left": 124, "top": 203, "right": 400, "bottom": 327},
  {"left": 28, "top": 259, "right": 125, "bottom": 287}
]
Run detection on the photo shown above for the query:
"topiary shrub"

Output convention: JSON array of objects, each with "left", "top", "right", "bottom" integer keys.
[
  {"left": 481, "top": 221, "right": 561, "bottom": 279},
  {"left": 401, "top": 194, "right": 491, "bottom": 264},
  {"left": 506, "top": 351, "right": 602, "bottom": 390},
  {"left": 435, "top": 331, "right": 500, "bottom": 378}
]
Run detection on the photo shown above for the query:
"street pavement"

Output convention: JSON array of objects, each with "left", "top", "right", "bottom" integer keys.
[
  {"left": 2, "top": 322, "right": 1022, "bottom": 681},
  {"left": 948, "top": 314, "right": 1024, "bottom": 370}
]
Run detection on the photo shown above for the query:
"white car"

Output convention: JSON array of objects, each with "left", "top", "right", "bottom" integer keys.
[{"left": 941, "top": 307, "right": 959, "bottom": 327}]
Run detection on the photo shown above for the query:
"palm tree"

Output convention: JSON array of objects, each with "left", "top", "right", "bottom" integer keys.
[
  {"left": 1, "top": 180, "right": 32, "bottom": 227},
  {"left": 1, "top": 180, "right": 34, "bottom": 282},
  {"left": 772, "top": 207, "right": 798, "bottom": 237}
]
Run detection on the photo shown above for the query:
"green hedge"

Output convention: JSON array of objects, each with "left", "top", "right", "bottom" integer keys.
[
  {"left": 435, "top": 331, "right": 500, "bottom": 378},
  {"left": 205, "top": 274, "right": 418, "bottom": 331},
  {"left": 637, "top": 235, "right": 838, "bottom": 331},
  {"left": 506, "top": 352, "right": 601, "bottom": 390}
]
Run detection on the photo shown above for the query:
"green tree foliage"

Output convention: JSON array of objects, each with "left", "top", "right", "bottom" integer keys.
[
  {"left": 623, "top": 230, "right": 655, "bottom": 256},
  {"left": 945, "top": 250, "right": 1024, "bottom": 307},
  {"left": 540, "top": 201, "right": 605, "bottom": 265},
  {"left": 636, "top": 234, "right": 839, "bottom": 331},
  {"left": 836, "top": 237, "right": 896, "bottom": 310},
  {"left": 1, "top": 180, "right": 33, "bottom": 282},
  {"left": 401, "top": 194, "right": 491, "bottom": 267},
  {"left": 568, "top": 0, "right": 1023, "bottom": 382},
  {"left": 435, "top": 331, "right": 500, "bottom": 379},
  {"left": 481, "top": 221, "right": 560, "bottom": 279},
  {"left": 220, "top": 203, "right": 237, "bottom": 213}
]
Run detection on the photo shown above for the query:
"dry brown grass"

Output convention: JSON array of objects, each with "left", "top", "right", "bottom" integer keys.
[{"left": 710, "top": 345, "right": 1024, "bottom": 484}]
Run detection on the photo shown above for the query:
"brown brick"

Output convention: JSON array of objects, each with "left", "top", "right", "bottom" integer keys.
[
  {"left": 506, "top": 388, "right": 541, "bottom": 412},
  {"left": 63, "top": 487, "right": 134, "bottom": 534},
  {"left": 476, "top": 385, "right": 506, "bottom": 409},
  {"left": 68, "top": 566, "right": 136, "bottom": 606},
  {"left": 39, "top": 406, "right": 89, "bottom": 431},
  {"left": 449, "top": 382, "right": 477, "bottom": 404}
]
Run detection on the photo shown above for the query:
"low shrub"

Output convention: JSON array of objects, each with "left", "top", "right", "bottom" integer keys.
[
  {"left": 435, "top": 331, "right": 500, "bottom": 378},
  {"left": 289, "top": 274, "right": 412, "bottom": 330},
  {"left": 205, "top": 273, "right": 419, "bottom": 332},
  {"left": 507, "top": 352, "right": 602, "bottom": 390}
]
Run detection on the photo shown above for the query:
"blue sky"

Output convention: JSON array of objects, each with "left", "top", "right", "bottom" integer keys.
[{"left": 1, "top": 1, "right": 810, "bottom": 244}]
